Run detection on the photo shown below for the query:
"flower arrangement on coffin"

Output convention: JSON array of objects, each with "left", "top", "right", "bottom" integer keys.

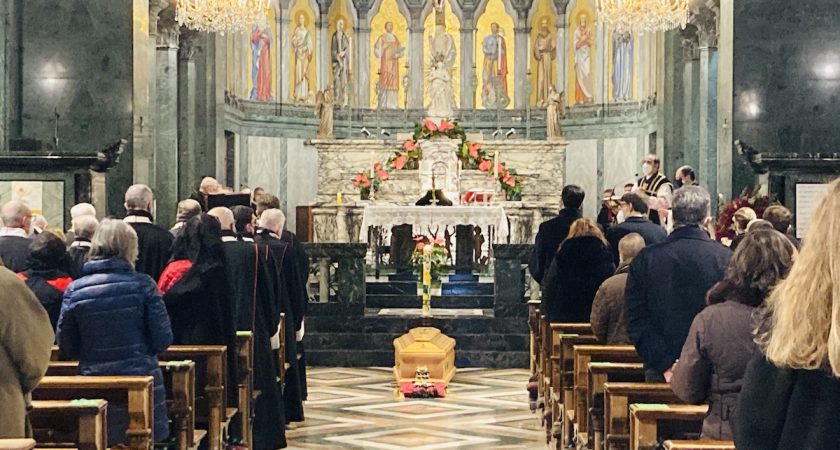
[
  {"left": 411, "top": 235, "right": 449, "bottom": 282},
  {"left": 352, "top": 163, "right": 389, "bottom": 200},
  {"left": 714, "top": 185, "right": 775, "bottom": 241}
]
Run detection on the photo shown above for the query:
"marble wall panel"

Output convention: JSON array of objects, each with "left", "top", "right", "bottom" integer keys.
[
  {"left": 247, "top": 136, "right": 283, "bottom": 202},
  {"left": 564, "top": 139, "right": 599, "bottom": 218},
  {"left": 0, "top": 181, "right": 65, "bottom": 230},
  {"left": 285, "top": 138, "right": 318, "bottom": 232},
  {"left": 604, "top": 137, "right": 638, "bottom": 193}
]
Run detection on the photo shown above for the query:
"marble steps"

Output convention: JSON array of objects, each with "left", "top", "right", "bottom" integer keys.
[
  {"left": 383, "top": 272, "right": 481, "bottom": 283},
  {"left": 366, "top": 294, "right": 494, "bottom": 309},
  {"left": 366, "top": 282, "right": 494, "bottom": 297}
]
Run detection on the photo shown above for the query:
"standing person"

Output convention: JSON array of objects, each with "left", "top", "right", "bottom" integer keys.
[
  {"left": 65, "top": 203, "right": 96, "bottom": 245},
  {"left": 626, "top": 186, "right": 731, "bottom": 381},
  {"left": 671, "top": 229, "right": 795, "bottom": 441},
  {"left": 541, "top": 218, "right": 615, "bottom": 323},
  {"left": 189, "top": 177, "right": 223, "bottom": 212},
  {"left": 637, "top": 154, "right": 673, "bottom": 226},
  {"left": 170, "top": 199, "right": 201, "bottom": 237},
  {"left": 591, "top": 233, "right": 645, "bottom": 344},
  {"left": 0, "top": 201, "right": 33, "bottom": 272},
  {"left": 606, "top": 192, "right": 667, "bottom": 265},
  {"left": 123, "top": 184, "right": 173, "bottom": 281},
  {"left": 231, "top": 205, "right": 257, "bottom": 242},
  {"left": 573, "top": 14, "right": 594, "bottom": 104},
  {"left": 68, "top": 215, "right": 98, "bottom": 277},
  {"left": 0, "top": 265, "right": 53, "bottom": 438},
  {"left": 727, "top": 207, "right": 756, "bottom": 251},
  {"left": 762, "top": 205, "right": 801, "bottom": 250},
  {"left": 255, "top": 193, "right": 280, "bottom": 219},
  {"left": 481, "top": 22, "right": 509, "bottom": 109},
  {"left": 674, "top": 165, "right": 697, "bottom": 188},
  {"left": 17, "top": 232, "right": 74, "bottom": 330},
  {"left": 529, "top": 185, "right": 584, "bottom": 285},
  {"left": 56, "top": 219, "right": 172, "bottom": 445}
]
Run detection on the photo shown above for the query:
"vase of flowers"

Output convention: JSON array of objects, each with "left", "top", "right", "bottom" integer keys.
[
  {"left": 353, "top": 163, "right": 390, "bottom": 201},
  {"left": 411, "top": 235, "right": 449, "bottom": 283}
]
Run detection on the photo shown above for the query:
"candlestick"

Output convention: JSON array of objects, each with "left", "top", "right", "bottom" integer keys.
[
  {"left": 336, "top": 192, "right": 342, "bottom": 205},
  {"left": 527, "top": 35, "right": 531, "bottom": 71},
  {"left": 422, "top": 244, "right": 432, "bottom": 316},
  {"left": 370, "top": 151, "right": 375, "bottom": 175}
]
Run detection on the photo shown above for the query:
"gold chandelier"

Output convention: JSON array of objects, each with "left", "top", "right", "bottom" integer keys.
[
  {"left": 176, "top": 0, "right": 268, "bottom": 34},
  {"left": 596, "top": 0, "right": 689, "bottom": 34}
]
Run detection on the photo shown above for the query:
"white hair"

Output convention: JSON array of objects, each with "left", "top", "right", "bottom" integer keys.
[
  {"left": 70, "top": 203, "right": 96, "bottom": 219},
  {"left": 31, "top": 214, "right": 47, "bottom": 231},
  {"left": 89, "top": 218, "right": 139, "bottom": 265},
  {"left": 258, "top": 208, "right": 286, "bottom": 233},
  {"left": 208, "top": 207, "right": 235, "bottom": 231},
  {"left": 125, "top": 184, "right": 154, "bottom": 211},
  {"left": 72, "top": 215, "right": 100, "bottom": 240},
  {"left": 1, "top": 201, "right": 32, "bottom": 229}
]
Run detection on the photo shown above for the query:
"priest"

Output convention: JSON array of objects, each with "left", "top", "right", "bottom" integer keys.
[
  {"left": 256, "top": 209, "right": 307, "bottom": 423},
  {"left": 122, "top": 185, "right": 173, "bottom": 280},
  {"left": 208, "top": 207, "right": 287, "bottom": 449}
]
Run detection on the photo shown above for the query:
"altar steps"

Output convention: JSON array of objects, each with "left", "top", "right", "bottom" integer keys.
[{"left": 366, "top": 294, "right": 494, "bottom": 309}]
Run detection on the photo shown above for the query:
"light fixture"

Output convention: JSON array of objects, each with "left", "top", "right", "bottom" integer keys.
[
  {"left": 595, "top": 0, "right": 688, "bottom": 34},
  {"left": 176, "top": 0, "right": 268, "bottom": 34}
]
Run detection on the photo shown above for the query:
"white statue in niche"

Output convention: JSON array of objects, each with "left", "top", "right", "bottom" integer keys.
[{"left": 426, "top": 1, "right": 457, "bottom": 119}]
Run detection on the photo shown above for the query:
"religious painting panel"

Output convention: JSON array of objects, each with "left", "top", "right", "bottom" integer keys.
[
  {"left": 529, "top": 1, "right": 557, "bottom": 106},
  {"left": 369, "top": 0, "right": 408, "bottom": 109},
  {"left": 567, "top": 0, "right": 595, "bottom": 106},
  {"left": 424, "top": 0, "right": 460, "bottom": 112},
  {"left": 475, "top": 0, "right": 514, "bottom": 110},
  {"left": 608, "top": 29, "right": 635, "bottom": 102},
  {"left": 328, "top": 0, "right": 355, "bottom": 107},
  {"left": 289, "top": 0, "right": 317, "bottom": 104},
  {"left": 246, "top": 6, "right": 277, "bottom": 102}
]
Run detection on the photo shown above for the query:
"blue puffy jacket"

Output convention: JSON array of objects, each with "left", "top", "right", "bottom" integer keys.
[{"left": 56, "top": 258, "right": 173, "bottom": 444}]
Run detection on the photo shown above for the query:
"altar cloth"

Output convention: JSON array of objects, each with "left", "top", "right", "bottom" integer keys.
[{"left": 359, "top": 205, "right": 509, "bottom": 242}]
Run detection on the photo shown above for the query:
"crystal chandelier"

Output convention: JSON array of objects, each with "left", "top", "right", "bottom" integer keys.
[
  {"left": 596, "top": 0, "right": 689, "bottom": 34},
  {"left": 176, "top": 0, "right": 268, "bottom": 34}
]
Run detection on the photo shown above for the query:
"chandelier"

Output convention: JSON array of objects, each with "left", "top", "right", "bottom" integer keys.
[
  {"left": 176, "top": 0, "right": 268, "bottom": 34},
  {"left": 596, "top": 0, "right": 689, "bottom": 34}
]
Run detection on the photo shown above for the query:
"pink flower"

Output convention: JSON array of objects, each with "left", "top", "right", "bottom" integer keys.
[
  {"left": 376, "top": 169, "right": 389, "bottom": 181},
  {"left": 438, "top": 120, "right": 454, "bottom": 132},
  {"left": 433, "top": 237, "right": 445, "bottom": 245},
  {"left": 468, "top": 142, "right": 481, "bottom": 159},
  {"left": 503, "top": 173, "right": 517, "bottom": 187},
  {"left": 496, "top": 163, "right": 504, "bottom": 175},
  {"left": 422, "top": 118, "right": 438, "bottom": 132},
  {"left": 479, "top": 159, "right": 492, "bottom": 172},
  {"left": 403, "top": 140, "right": 418, "bottom": 151},
  {"left": 393, "top": 155, "right": 407, "bottom": 170},
  {"left": 373, "top": 162, "right": 383, "bottom": 171}
]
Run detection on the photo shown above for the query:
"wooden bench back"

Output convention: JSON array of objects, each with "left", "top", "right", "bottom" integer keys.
[
  {"left": 30, "top": 399, "right": 108, "bottom": 450},
  {"left": 603, "top": 383, "right": 682, "bottom": 450},
  {"left": 630, "top": 404, "right": 708, "bottom": 450}
]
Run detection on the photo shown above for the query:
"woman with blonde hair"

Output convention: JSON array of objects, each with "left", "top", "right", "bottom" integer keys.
[
  {"left": 734, "top": 178, "right": 840, "bottom": 449},
  {"left": 727, "top": 206, "right": 756, "bottom": 250},
  {"left": 542, "top": 218, "right": 615, "bottom": 322}
]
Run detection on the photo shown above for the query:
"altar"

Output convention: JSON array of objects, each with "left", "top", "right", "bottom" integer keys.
[{"left": 359, "top": 205, "right": 510, "bottom": 243}]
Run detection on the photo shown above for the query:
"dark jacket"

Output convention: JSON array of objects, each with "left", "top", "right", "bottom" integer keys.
[
  {"left": 734, "top": 351, "right": 840, "bottom": 449},
  {"left": 17, "top": 268, "right": 73, "bottom": 331},
  {"left": 625, "top": 225, "right": 732, "bottom": 373},
  {"left": 671, "top": 301, "right": 756, "bottom": 440},
  {"left": 56, "top": 258, "right": 173, "bottom": 444},
  {"left": 606, "top": 216, "right": 668, "bottom": 265},
  {"left": 0, "top": 235, "right": 32, "bottom": 272},
  {"left": 67, "top": 239, "right": 92, "bottom": 277},
  {"left": 542, "top": 236, "right": 615, "bottom": 323},
  {"left": 590, "top": 264, "right": 632, "bottom": 344},
  {"left": 529, "top": 208, "right": 583, "bottom": 284},
  {"left": 124, "top": 212, "right": 173, "bottom": 281}
]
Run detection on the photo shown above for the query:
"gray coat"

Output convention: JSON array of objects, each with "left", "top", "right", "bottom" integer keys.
[{"left": 671, "top": 301, "right": 756, "bottom": 441}]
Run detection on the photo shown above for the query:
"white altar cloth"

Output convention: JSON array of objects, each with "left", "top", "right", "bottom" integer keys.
[{"left": 359, "top": 205, "right": 510, "bottom": 242}]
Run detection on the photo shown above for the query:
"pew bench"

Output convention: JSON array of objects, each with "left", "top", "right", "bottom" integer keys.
[
  {"left": 630, "top": 404, "right": 708, "bottom": 450},
  {"left": 33, "top": 376, "right": 154, "bottom": 450},
  {"left": 30, "top": 399, "right": 107, "bottom": 450},
  {"left": 0, "top": 440, "right": 36, "bottom": 450},
  {"left": 587, "top": 362, "right": 646, "bottom": 450},
  {"left": 550, "top": 333, "right": 598, "bottom": 447},
  {"left": 663, "top": 440, "right": 736, "bottom": 450},
  {"left": 235, "top": 331, "right": 254, "bottom": 450},
  {"left": 604, "top": 383, "right": 682, "bottom": 450}
]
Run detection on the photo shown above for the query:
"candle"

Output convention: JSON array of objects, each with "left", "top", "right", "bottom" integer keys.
[
  {"left": 527, "top": 35, "right": 532, "bottom": 71},
  {"left": 493, "top": 151, "right": 499, "bottom": 179},
  {"left": 337, "top": 192, "right": 342, "bottom": 205},
  {"left": 370, "top": 151, "right": 375, "bottom": 175},
  {"left": 422, "top": 244, "right": 433, "bottom": 316}
]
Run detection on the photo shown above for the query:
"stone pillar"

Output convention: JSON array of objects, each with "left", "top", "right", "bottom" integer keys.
[
  {"left": 717, "top": 0, "right": 733, "bottom": 203},
  {"left": 279, "top": 0, "right": 292, "bottom": 102},
  {"left": 135, "top": 0, "right": 169, "bottom": 190},
  {"left": 493, "top": 244, "right": 531, "bottom": 318},
  {"left": 511, "top": 0, "right": 533, "bottom": 109},
  {"left": 696, "top": 9, "right": 720, "bottom": 211},
  {"left": 594, "top": 23, "right": 605, "bottom": 104},
  {"left": 407, "top": 17, "right": 424, "bottom": 109},
  {"left": 554, "top": 14, "right": 566, "bottom": 97},
  {"left": 459, "top": 16, "right": 476, "bottom": 109},
  {"left": 317, "top": 0, "right": 332, "bottom": 91},
  {"left": 154, "top": 10, "right": 179, "bottom": 225},
  {"left": 177, "top": 29, "right": 197, "bottom": 201},
  {"left": 352, "top": 0, "right": 374, "bottom": 108}
]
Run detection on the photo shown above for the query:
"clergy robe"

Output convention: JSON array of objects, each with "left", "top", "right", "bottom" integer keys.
[
  {"left": 255, "top": 229, "right": 306, "bottom": 423},
  {"left": 281, "top": 230, "right": 309, "bottom": 400},
  {"left": 219, "top": 232, "right": 287, "bottom": 449},
  {"left": 67, "top": 239, "right": 91, "bottom": 278},
  {"left": 124, "top": 212, "right": 173, "bottom": 281}
]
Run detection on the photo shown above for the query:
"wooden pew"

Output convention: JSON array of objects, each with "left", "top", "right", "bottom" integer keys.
[
  {"left": 527, "top": 300, "right": 541, "bottom": 374},
  {"left": 544, "top": 323, "right": 592, "bottom": 400},
  {"left": 571, "top": 345, "right": 641, "bottom": 447},
  {"left": 29, "top": 399, "right": 107, "bottom": 450},
  {"left": 588, "top": 362, "right": 646, "bottom": 450},
  {"left": 630, "top": 404, "right": 708, "bottom": 450},
  {"left": 159, "top": 346, "right": 231, "bottom": 450},
  {"left": 44, "top": 361, "right": 200, "bottom": 450},
  {"left": 552, "top": 333, "right": 598, "bottom": 447},
  {"left": 663, "top": 440, "right": 736, "bottom": 450},
  {"left": 33, "top": 376, "right": 154, "bottom": 450},
  {"left": 0, "top": 440, "right": 35, "bottom": 450},
  {"left": 235, "top": 331, "right": 254, "bottom": 450},
  {"left": 603, "top": 383, "right": 682, "bottom": 450}
]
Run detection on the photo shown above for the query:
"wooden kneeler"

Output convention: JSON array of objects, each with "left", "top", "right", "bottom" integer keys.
[{"left": 30, "top": 399, "right": 108, "bottom": 450}]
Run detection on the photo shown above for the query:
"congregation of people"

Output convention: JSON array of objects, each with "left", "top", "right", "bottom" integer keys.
[
  {"left": 0, "top": 177, "right": 307, "bottom": 449},
  {"left": 531, "top": 156, "right": 840, "bottom": 448}
]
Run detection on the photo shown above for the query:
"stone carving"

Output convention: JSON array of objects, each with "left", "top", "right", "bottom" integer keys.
[
  {"left": 426, "top": 60, "right": 455, "bottom": 119},
  {"left": 315, "top": 86, "right": 335, "bottom": 138},
  {"left": 546, "top": 86, "right": 564, "bottom": 139}
]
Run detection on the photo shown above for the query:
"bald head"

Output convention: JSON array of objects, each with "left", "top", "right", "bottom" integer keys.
[
  {"left": 618, "top": 233, "right": 645, "bottom": 264},
  {"left": 70, "top": 202, "right": 96, "bottom": 219},
  {"left": 125, "top": 184, "right": 154, "bottom": 212},
  {"left": 258, "top": 208, "right": 286, "bottom": 234},
  {"left": 208, "top": 207, "right": 235, "bottom": 231},
  {"left": 1, "top": 201, "right": 32, "bottom": 230},
  {"left": 176, "top": 199, "right": 201, "bottom": 223}
]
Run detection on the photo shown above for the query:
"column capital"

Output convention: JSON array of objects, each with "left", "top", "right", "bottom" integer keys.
[
  {"left": 156, "top": 8, "right": 179, "bottom": 49},
  {"left": 178, "top": 27, "right": 199, "bottom": 60},
  {"left": 456, "top": 0, "right": 480, "bottom": 16},
  {"left": 149, "top": 0, "right": 170, "bottom": 35},
  {"left": 352, "top": 0, "right": 375, "bottom": 22},
  {"left": 317, "top": 0, "right": 333, "bottom": 16},
  {"left": 553, "top": 0, "right": 570, "bottom": 14},
  {"left": 689, "top": 5, "right": 719, "bottom": 48},
  {"left": 510, "top": 0, "right": 534, "bottom": 19},
  {"left": 404, "top": 0, "right": 425, "bottom": 25}
]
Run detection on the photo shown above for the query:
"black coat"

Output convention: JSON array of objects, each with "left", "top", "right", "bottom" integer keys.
[
  {"left": 529, "top": 208, "right": 582, "bottom": 284},
  {"left": 125, "top": 213, "right": 173, "bottom": 281},
  {"left": 18, "top": 268, "right": 73, "bottom": 331},
  {"left": 0, "top": 235, "right": 32, "bottom": 272},
  {"left": 542, "top": 236, "right": 615, "bottom": 323},
  {"left": 606, "top": 216, "right": 668, "bottom": 265},
  {"left": 734, "top": 351, "right": 840, "bottom": 449},
  {"left": 625, "top": 225, "right": 732, "bottom": 373},
  {"left": 67, "top": 240, "right": 91, "bottom": 278}
]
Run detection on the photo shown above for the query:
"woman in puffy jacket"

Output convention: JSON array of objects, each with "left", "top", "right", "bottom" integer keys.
[{"left": 56, "top": 219, "right": 173, "bottom": 445}]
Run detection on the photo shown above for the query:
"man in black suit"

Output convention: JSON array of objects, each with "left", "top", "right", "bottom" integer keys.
[
  {"left": 606, "top": 192, "right": 667, "bottom": 265},
  {"left": 0, "top": 201, "right": 33, "bottom": 272},
  {"left": 123, "top": 184, "right": 173, "bottom": 281},
  {"left": 529, "top": 185, "right": 585, "bottom": 285}
]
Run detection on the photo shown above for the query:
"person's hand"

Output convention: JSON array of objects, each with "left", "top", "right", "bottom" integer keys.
[{"left": 664, "top": 361, "right": 678, "bottom": 383}]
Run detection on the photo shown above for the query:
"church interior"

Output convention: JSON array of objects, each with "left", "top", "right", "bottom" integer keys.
[{"left": 1, "top": 0, "right": 840, "bottom": 449}]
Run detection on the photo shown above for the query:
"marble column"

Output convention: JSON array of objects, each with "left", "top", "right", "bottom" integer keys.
[
  {"left": 594, "top": 23, "right": 605, "bottom": 104},
  {"left": 717, "top": 0, "right": 733, "bottom": 204},
  {"left": 177, "top": 29, "right": 197, "bottom": 201},
  {"left": 511, "top": 0, "right": 533, "bottom": 109},
  {"left": 135, "top": 0, "right": 169, "bottom": 189},
  {"left": 407, "top": 19, "right": 424, "bottom": 109},
  {"left": 459, "top": 17, "right": 476, "bottom": 109},
  {"left": 0, "top": 0, "right": 12, "bottom": 148},
  {"left": 554, "top": 15, "right": 565, "bottom": 97},
  {"left": 317, "top": 1, "right": 331, "bottom": 91},
  {"left": 154, "top": 12, "right": 179, "bottom": 225},
  {"left": 279, "top": 1, "right": 292, "bottom": 102},
  {"left": 353, "top": 0, "right": 373, "bottom": 108}
]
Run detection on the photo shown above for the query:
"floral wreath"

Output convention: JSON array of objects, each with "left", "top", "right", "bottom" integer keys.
[{"left": 714, "top": 186, "right": 776, "bottom": 241}]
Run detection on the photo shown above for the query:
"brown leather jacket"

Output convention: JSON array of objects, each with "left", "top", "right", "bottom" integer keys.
[{"left": 590, "top": 264, "right": 632, "bottom": 344}]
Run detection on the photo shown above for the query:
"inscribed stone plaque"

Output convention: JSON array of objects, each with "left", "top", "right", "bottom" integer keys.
[{"left": 795, "top": 183, "right": 830, "bottom": 239}]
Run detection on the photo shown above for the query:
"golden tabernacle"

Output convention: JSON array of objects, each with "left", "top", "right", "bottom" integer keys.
[{"left": 393, "top": 327, "right": 456, "bottom": 384}]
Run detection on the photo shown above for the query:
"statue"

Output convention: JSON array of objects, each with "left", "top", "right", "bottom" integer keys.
[
  {"left": 315, "top": 86, "right": 334, "bottom": 138},
  {"left": 546, "top": 86, "right": 565, "bottom": 139},
  {"left": 426, "top": 59, "right": 455, "bottom": 119}
]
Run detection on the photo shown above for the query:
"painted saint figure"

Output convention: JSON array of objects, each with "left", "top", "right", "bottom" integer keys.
[
  {"left": 533, "top": 18, "right": 556, "bottom": 106},
  {"left": 250, "top": 25, "right": 273, "bottom": 102},
  {"left": 331, "top": 19, "right": 352, "bottom": 107},
  {"left": 612, "top": 31, "right": 634, "bottom": 101},
  {"left": 373, "top": 22, "right": 404, "bottom": 109},
  {"left": 574, "top": 15, "right": 594, "bottom": 104},
  {"left": 481, "top": 23, "right": 509, "bottom": 109},
  {"left": 291, "top": 13, "right": 313, "bottom": 103}
]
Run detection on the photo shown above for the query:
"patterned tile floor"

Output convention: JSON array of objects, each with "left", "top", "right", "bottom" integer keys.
[{"left": 286, "top": 367, "right": 546, "bottom": 449}]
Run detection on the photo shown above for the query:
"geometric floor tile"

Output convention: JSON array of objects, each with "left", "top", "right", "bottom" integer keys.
[
  {"left": 325, "top": 427, "right": 498, "bottom": 450},
  {"left": 343, "top": 401, "right": 492, "bottom": 420},
  {"left": 304, "top": 387, "right": 383, "bottom": 406}
]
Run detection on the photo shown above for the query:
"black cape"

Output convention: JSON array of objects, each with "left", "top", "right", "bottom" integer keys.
[
  {"left": 219, "top": 233, "right": 287, "bottom": 449},
  {"left": 67, "top": 240, "right": 91, "bottom": 278},
  {"left": 281, "top": 230, "right": 309, "bottom": 401},
  {"left": 125, "top": 212, "right": 173, "bottom": 281},
  {"left": 0, "top": 235, "right": 32, "bottom": 272}
]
